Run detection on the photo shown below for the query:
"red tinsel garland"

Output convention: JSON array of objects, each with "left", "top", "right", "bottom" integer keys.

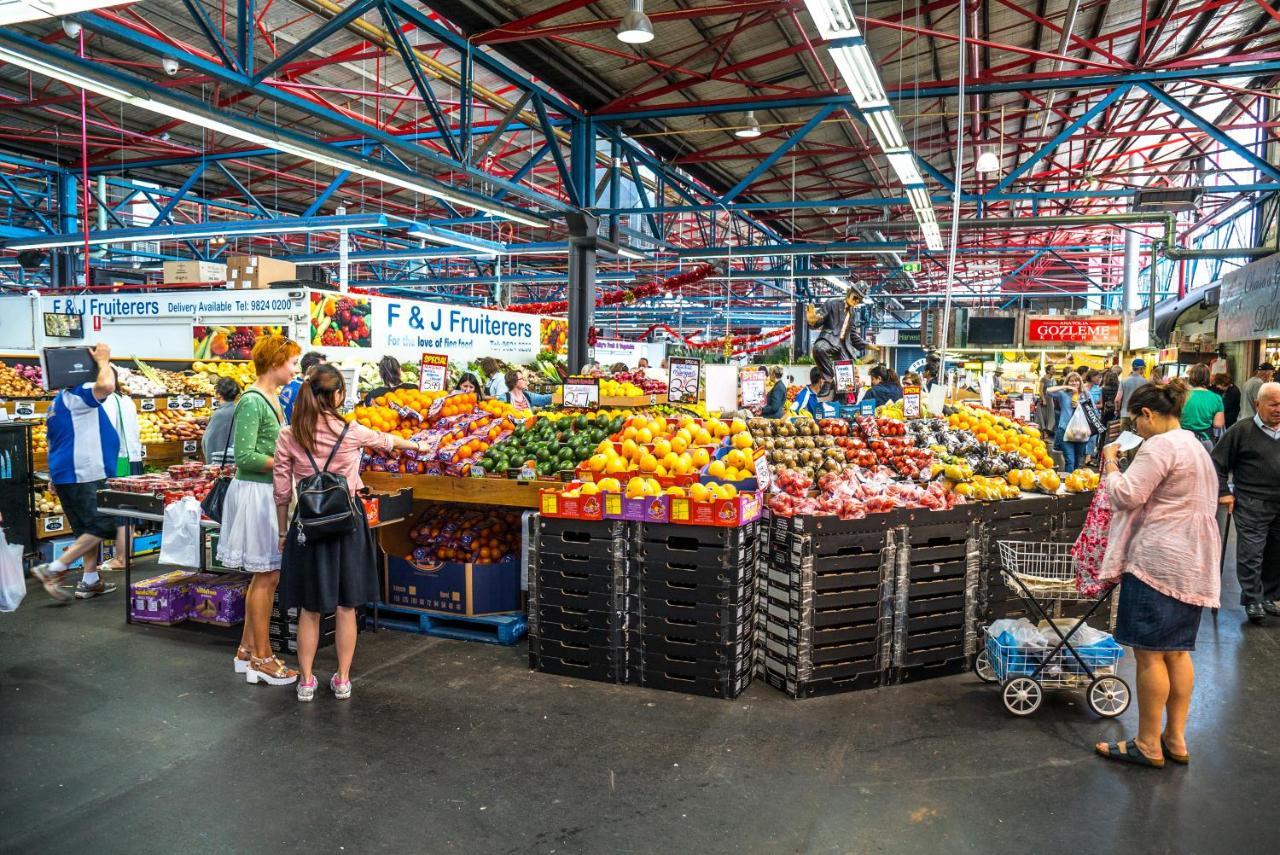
[{"left": 495, "top": 264, "right": 717, "bottom": 315}]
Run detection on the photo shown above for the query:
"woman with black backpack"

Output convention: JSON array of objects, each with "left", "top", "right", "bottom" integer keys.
[{"left": 274, "top": 365, "right": 428, "bottom": 702}]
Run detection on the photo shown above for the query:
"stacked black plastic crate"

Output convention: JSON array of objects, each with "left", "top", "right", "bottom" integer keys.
[
  {"left": 628, "top": 522, "right": 758, "bottom": 699},
  {"left": 757, "top": 513, "right": 897, "bottom": 697},
  {"left": 528, "top": 517, "right": 633, "bottom": 683},
  {"left": 976, "top": 494, "right": 1056, "bottom": 621},
  {"left": 889, "top": 507, "right": 980, "bottom": 683},
  {"left": 269, "top": 592, "right": 336, "bottom": 655}
]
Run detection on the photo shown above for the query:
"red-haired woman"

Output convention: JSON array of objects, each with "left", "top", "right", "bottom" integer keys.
[{"left": 220, "top": 335, "right": 301, "bottom": 686}]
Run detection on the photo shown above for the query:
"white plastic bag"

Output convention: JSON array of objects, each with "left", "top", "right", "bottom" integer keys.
[
  {"left": 1063, "top": 403, "right": 1091, "bottom": 442},
  {"left": 0, "top": 531, "right": 25, "bottom": 612},
  {"left": 159, "top": 496, "right": 202, "bottom": 567}
]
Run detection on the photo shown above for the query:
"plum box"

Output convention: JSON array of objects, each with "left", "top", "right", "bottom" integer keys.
[
  {"left": 189, "top": 574, "right": 249, "bottom": 626},
  {"left": 604, "top": 492, "right": 670, "bottom": 524},
  {"left": 668, "top": 493, "right": 762, "bottom": 528},
  {"left": 129, "top": 570, "right": 203, "bottom": 625}
]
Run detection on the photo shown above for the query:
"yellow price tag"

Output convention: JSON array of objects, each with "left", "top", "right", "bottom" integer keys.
[
  {"left": 540, "top": 494, "right": 558, "bottom": 515},
  {"left": 605, "top": 494, "right": 622, "bottom": 515},
  {"left": 670, "top": 497, "right": 690, "bottom": 522}
]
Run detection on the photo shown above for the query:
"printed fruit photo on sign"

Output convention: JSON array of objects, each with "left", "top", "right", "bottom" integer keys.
[
  {"left": 540, "top": 318, "right": 568, "bottom": 354},
  {"left": 193, "top": 325, "right": 284, "bottom": 360},
  {"left": 311, "top": 293, "right": 372, "bottom": 348}
]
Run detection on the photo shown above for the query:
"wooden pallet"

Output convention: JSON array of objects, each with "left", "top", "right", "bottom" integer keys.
[{"left": 371, "top": 604, "right": 528, "bottom": 645}]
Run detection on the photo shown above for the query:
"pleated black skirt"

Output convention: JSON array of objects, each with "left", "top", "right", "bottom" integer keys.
[{"left": 280, "top": 503, "right": 379, "bottom": 613}]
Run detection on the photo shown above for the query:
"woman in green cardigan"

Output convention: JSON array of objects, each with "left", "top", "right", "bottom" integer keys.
[{"left": 218, "top": 335, "right": 301, "bottom": 686}]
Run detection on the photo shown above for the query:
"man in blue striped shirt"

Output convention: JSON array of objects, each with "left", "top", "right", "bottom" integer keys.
[{"left": 31, "top": 343, "right": 120, "bottom": 602}]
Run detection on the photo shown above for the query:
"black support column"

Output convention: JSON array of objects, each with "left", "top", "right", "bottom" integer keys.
[{"left": 566, "top": 211, "right": 598, "bottom": 373}]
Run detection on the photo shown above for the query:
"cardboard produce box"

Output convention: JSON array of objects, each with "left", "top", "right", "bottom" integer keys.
[
  {"left": 224, "top": 254, "right": 296, "bottom": 290},
  {"left": 163, "top": 260, "right": 227, "bottom": 284},
  {"left": 379, "top": 517, "right": 521, "bottom": 616}
]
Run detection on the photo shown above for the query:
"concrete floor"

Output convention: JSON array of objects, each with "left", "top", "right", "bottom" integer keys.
[{"left": 1, "top": 555, "right": 1276, "bottom": 855}]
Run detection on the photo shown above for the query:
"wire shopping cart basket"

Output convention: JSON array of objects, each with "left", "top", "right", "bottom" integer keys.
[{"left": 974, "top": 541, "right": 1129, "bottom": 718}]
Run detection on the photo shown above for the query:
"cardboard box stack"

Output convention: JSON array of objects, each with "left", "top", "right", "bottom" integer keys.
[{"left": 224, "top": 254, "right": 297, "bottom": 290}]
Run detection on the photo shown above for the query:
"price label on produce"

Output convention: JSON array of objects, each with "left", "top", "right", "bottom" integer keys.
[
  {"left": 44, "top": 515, "right": 65, "bottom": 533},
  {"left": 418, "top": 353, "right": 449, "bottom": 393},
  {"left": 139, "top": 445, "right": 148, "bottom": 459},
  {"left": 139, "top": 399, "right": 156, "bottom": 412},
  {"left": 182, "top": 440, "right": 197, "bottom": 454},
  {"left": 165, "top": 397, "right": 180, "bottom": 410},
  {"left": 178, "top": 395, "right": 194, "bottom": 410},
  {"left": 902, "top": 385, "right": 922, "bottom": 419},
  {"left": 667, "top": 357, "right": 702, "bottom": 404},
  {"left": 14, "top": 401, "right": 35, "bottom": 418},
  {"left": 834, "top": 361, "right": 856, "bottom": 392},
  {"left": 562, "top": 378, "right": 600, "bottom": 409},
  {"left": 193, "top": 398, "right": 207, "bottom": 408},
  {"left": 470, "top": 466, "right": 485, "bottom": 478},
  {"left": 1014, "top": 395, "right": 1033, "bottom": 422},
  {"left": 518, "top": 464, "right": 538, "bottom": 482},
  {"left": 738, "top": 367, "right": 766, "bottom": 409}
]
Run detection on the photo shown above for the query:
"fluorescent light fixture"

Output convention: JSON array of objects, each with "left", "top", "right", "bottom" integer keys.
[
  {"left": 884, "top": 150, "right": 924, "bottom": 187},
  {"left": 5, "top": 214, "right": 389, "bottom": 250},
  {"left": 734, "top": 111, "right": 762, "bottom": 138},
  {"left": 975, "top": 147, "right": 1000, "bottom": 174},
  {"left": 616, "top": 245, "right": 647, "bottom": 260},
  {"left": 617, "top": 0, "right": 654, "bottom": 44},
  {"left": 0, "top": 41, "right": 546, "bottom": 229},
  {"left": 921, "top": 221, "right": 943, "bottom": 252},
  {"left": 679, "top": 244, "right": 889, "bottom": 259},
  {"left": 0, "top": 0, "right": 128, "bottom": 26},
  {"left": 409, "top": 225, "right": 505, "bottom": 256},
  {"left": 905, "top": 187, "right": 932, "bottom": 210},
  {"left": 861, "top": 106, "right": 905, "bottom": 149},
  {"left": 828, "top": 43, "right": 887, "bottom": 108},
  {"left": 802, "top": 0, "right": 859, "bottom": 39},
  {"left": 822, "top": 274, "right": 847, "bottom": 290}
]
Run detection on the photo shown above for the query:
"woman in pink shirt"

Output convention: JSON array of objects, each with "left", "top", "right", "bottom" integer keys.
[
  {"left": 274, "top": 365, "right": 428, "bottom": 702},
  {"left": 1095, "top": 378, "right": 1221, "bottom": 769}
]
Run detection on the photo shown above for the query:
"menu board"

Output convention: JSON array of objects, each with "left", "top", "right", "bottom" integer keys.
[
  {"left": 833, "top": 360, "right": 856, "bottom": 392},
  {"left": 667, "top": 357, "right": 702, "bottom": 404},
  {"left": 739, "top": 367, "right": 766, "bottom": 410},
  {"left": 563, "top": 377, "right": 600, "bottom": 409},
  {"left": 418, "top": 353, "right": 449, "bottom": 392}
]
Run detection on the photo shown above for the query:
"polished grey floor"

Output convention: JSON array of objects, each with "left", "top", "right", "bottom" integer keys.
[{"left": 1, "top": 551, "right": 1273, "bottom": 854}]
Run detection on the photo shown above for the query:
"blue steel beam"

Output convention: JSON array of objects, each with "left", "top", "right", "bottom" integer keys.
[
  {"left": 991, "top": 84, "right": 1132, "bottom": 195},
  {"left": 0, "top": 172, "right": 55, "bottom": 233},
  {"left": 181, "top": 0, "right": 241, "bottom": 72},
  {"left": 237, "top": 0, "right": 254, "bottom": 74},
  {"left": 303, "top": 170, "right": 351, "bottom": 217},
  {"left": 532, "top": 94, "right": 578, "bottom": 205},
  {"left": 621, "top": 146, "right": 663, "bottom": 241},
  {"left": 379, "top": 2, "right": 463, "bottom": 162},
  {"left": 254, "top": 0, "right": 377, "bottom": 84},
  {"left": 150, "top": 163, "right": 207, "bottom": 226},
  {"left": 720, "top": 103, "right": 839, "bottom": 204},
  {"left": 1138, "top": 82, "right": 1280, "bottom": 182}
]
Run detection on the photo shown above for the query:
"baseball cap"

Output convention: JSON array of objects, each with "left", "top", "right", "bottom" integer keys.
[
  {"left": 1131, "top": 358, "right": 1145, "bottom": 368},
  {"left": 1259, "top": 362, "right": 1276, "bottom": 372}
]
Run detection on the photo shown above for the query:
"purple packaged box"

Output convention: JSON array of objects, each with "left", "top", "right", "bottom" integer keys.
[
  {"left": 604, "top": 492, "right": 670, "bottom": 523},
  {"left": 129, "top": 570, "right": 201, "bottom": 625},
  {"left": 189, "top": 574, "right": 250, "bottom": 626}
]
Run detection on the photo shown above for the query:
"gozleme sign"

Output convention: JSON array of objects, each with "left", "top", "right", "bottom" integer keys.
[{"left": 1024, "top": 315, "right": 1123, "bottom": 347}]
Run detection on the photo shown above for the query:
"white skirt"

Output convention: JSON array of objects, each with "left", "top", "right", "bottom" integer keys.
[{"left": 216, "top": 479, "right": 281, "bottom": 573}]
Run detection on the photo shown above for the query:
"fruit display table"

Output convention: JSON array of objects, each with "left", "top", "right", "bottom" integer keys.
[{"left": 362, "top": 472, "right": 558, "bottom": 509}]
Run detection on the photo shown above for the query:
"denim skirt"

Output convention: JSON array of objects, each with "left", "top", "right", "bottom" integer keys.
[{"left": 1114, "top": 573, "right": 1202, "bottom": 652}]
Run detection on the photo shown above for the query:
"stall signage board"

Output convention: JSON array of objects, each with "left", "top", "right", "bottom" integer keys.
[
  {"left": 897, "top": 328, "right": 922, "bottom": 346},
  {"left": 1216, "top": 252, "right": 1280, "bottom": 343},
  {"left": 667, "top": 357, "right": 701, "bottom": 404},
  {"left": 562, "top": 378, "right": 600, "bottom": 409},
  {"left": 739, "top": 367, "right": 766, "bottom": 409},
  {"left": 1025, "top": 315, "right": 1123, "bottom": 346},
  {"left": 833, "top": 361, "right": 856, "bottom": 392},
  {"left": 417, "top": 353, "right": 449, "bottom": 392},
  {"left": 902, "top": 385, "right": 922, "bottom": 418}
]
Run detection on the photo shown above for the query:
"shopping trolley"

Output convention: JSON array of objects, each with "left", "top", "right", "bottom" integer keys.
[{"left": 974, "top": 541, "right": 1129, "bottom": 718}]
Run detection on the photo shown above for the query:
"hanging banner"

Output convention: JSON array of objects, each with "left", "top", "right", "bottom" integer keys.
[
  {"left": 667, "top": 357, "right": 702, "bottom": 404},
  {"left": 833, "top": 360, "right": 856, "bottom": 392},
  {"left": 739, "top": 367, "right": 766, "bottom": 409},
  {"left": 418, "top": 353, "right": 448, "bottom": 392},
  {"left": 1025, "top": 314, "right": 1124, "bottom": 346}
]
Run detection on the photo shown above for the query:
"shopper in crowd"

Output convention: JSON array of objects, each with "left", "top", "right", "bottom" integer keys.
[
  {"left": 902, "top": 371, "right": 921, "bottom": 388},
  {"left": 1239, "top": 362, "right": 1275, "bottom": 422},
  {"left": 1211, "top": 372, "right": 1241, "bottom": 426},
  {"left": 991, "top": 368, "right": 1005, "bottom": 394},
  {"left": 791, "top": 367, "right": 822, "bottom": 420},
  {"left": 1116, "top": 358, "right": 1148, "bottom": 432},
  {"left": 865, "top": 365, "right": 903, "bottom": 408},
  {"left": 921, "top": 363, "right": 939, "bottom": 393},
  {"left": 276, "top": 365, "right": 431, "bottom": 702},
  {"left": 504, "top": 370, "right": 551, "bottom": 411},
  {"left": 1211, "top": 382, "right": 1280, "bottom": 624},
  {"left": 361, "top": 355, "right": 413, "bottom": 406},
  {"left": 637, "top": 358, "right": 650, "bottom": 370},
  {"left": 100, "top": 373, "right": 143, "bottom": 571},
  {"left": 455, "top": 373, "right": 481, "bottom": 396},
  {"left": 1048, "top": 372, "right": 1094, "bottom": 472},
  {"left": 1101, "top": 368, "right": 1120, "bottom": 427},
  {"left": 1095, "top": 379, "right": 1220, "bottom": 769},
  {"left": 203, "top": 378, "right": 241, "bottom": 465},
  {"left": 1083, "top": 370, "right": 1105, "bottom": 462},
  {"left": 1037, "top": 371, "right": 1057, "bottom": 435},
  {"left": 479, "top": 357, "right": 508, "bottom": 400},
  {"left": 1181, "top": 363, "right": 1225, "bottom": 447},
  {"left": 30, "top": 343, "right": 119, "bottom": 602},
  {"left": 220, "top": 335, "right": 301, "bottom": 686},
  {"left": 280, "top": 351, "right": 326, "bottom": 422},
  {"left": 761, "top": 366, "right": 788, "bottom": 418}
]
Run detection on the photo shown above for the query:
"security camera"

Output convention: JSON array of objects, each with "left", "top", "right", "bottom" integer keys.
[
  {"left": 162, "top": 58, "right": 180, "bottom": 76},
  {"left": 159, "top": 132, "right": 170, "bottom": 142},
  {"left": 62, "top": 20, "right": 82, "bottom": 39}
]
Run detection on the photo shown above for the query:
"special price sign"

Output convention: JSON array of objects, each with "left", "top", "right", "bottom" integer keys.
[
  {"left": 834, "top": 360, "right": 856, "bottom": 392},
  {"left": 902, "top": 384, "right": 922, "bottom": 419},
  {"left": 562, "top": 377, "right": 600, "bottom": 409},
  {"left": 1025, "top": 314, "right": 1123, "bottom": 347},
  {"left": 418, "top": 353, "right": 449, "bottom": 392},
  {"left": 667, "top": 357, "right": 702, "bottom": 404},
  {"left": 739, "top": 367, "right": 766, "bottom": 410}
]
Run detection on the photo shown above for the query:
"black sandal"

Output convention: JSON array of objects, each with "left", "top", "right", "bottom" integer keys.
[
  {"left": 1096, "top": 738, "right": 1165, "bottom": 768},
  {"left": 1161, "top": 736, "right": 1190, "bottom": 765}
]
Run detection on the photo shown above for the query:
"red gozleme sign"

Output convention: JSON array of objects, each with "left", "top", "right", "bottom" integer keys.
[{"left": 1025, "top": 315, "right": 1123, "bottom": 346}]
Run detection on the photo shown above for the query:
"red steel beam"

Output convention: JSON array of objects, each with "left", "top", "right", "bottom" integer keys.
[{"left": 475, "top": 1, "right": 784, "bottom": 46}]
